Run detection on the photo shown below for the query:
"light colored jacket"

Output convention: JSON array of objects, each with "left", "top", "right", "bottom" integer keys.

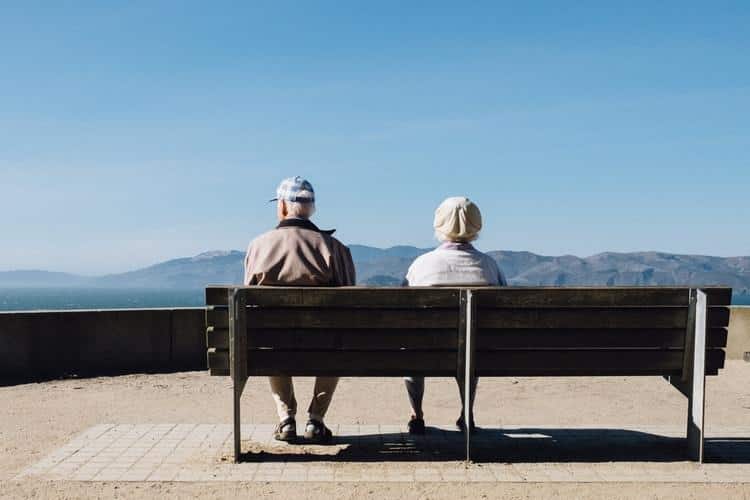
[
  {"left": 405, "top": 242, "right": 507, "bottom": 286},
  {"left": 244, "top": 218, "right": 356, "bottom": 286}
]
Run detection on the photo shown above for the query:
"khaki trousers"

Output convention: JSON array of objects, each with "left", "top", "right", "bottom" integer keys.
[{"left": 269, "top": 376, "right": 339, "bottom": 422}]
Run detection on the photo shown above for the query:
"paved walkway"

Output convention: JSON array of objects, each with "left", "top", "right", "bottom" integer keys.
[{"left": 16, "top": 424, "right": 750, "bottom": 483}]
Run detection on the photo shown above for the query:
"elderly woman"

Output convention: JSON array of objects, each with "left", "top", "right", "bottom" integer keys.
[{"left": 403, "top": 196, "right": 507, "bottom": 434}]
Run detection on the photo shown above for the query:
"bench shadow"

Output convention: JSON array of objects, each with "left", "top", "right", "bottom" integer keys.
[{"left": 237, "top": 427, "right": 750, "bottom": 464}]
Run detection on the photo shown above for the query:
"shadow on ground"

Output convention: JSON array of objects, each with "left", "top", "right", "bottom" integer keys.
[{"left": 237, "top": 427, "right": 750, "bottom": 464}]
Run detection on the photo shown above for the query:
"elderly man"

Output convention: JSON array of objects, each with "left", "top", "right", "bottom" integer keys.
[
  {"left": 244, "top": 176, "right": 356, "bottom": 443},
  {"left": 403, "top": 196, "right": 507, "bottom": 435}
]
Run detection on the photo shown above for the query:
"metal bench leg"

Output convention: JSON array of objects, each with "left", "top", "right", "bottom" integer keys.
[
  {"left": 233, "top": 384, "right": 242, "bottom": 462},
  {"left": 686, "top": 289, "right": 707, "bottom": 462},
  {"left": 459, "top": 289, "right": 476, "bottom": 464},
  {"left": 668, "top": 289, "right": 707, "bottom": 462},
  {"left": 229, "top": 288, "right": 248, "bottom": 463}
]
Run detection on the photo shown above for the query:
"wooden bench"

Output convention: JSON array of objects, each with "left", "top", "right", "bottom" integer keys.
[{"left": 205, "top": 286, "right": 732, "bottom": 463}]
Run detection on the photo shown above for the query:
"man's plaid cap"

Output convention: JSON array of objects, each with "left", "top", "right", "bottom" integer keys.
[{"left": 270, "top": 176, "right": 315, "bottom": 203}]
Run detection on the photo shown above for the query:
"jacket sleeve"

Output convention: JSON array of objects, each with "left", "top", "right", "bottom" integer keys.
[
  {"left": 243, "top": 242, "right": 256, "bottom": 285},
  {"left": 332, "top": 240, "right": 357, "bottom": 286}
]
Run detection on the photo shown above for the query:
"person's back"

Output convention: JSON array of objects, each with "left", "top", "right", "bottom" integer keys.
[
  {"left": 245, "top": 218, "right": 354, "bottom": 287},
  {"left": 402, "top": 196, "right": 506, "bottom": 435},
  {"left": 406, "top": 241, "right": 505, "bottom": 287},
  {"left": 244, "top": 176, "right": 355, "bottom": 444}
]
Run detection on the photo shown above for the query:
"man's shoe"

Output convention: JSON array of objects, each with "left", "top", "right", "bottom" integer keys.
[
  {"left": 456, "top": 415, "right": 477, "bottom": 434},
  {"left": 407, "top": 416, "right": 426, "bottom": 435},
  {"left": 273, "top": 417, "right": 297, "bottom": 442},
  {"left": 304, "top": 419, "right": 333, "bottom": 444}
]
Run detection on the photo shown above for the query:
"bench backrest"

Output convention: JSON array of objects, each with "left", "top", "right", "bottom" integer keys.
[{"left": 205, "top": 286, "right": 731, "bottom": 379}]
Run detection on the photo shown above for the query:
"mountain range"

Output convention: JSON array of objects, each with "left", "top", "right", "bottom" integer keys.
[{"left": 1, "top": 245, "right": 749, "bottom": 301}]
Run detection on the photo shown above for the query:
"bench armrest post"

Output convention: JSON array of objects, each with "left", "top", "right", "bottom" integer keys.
[
  {"left": 686, "top": 288, "right": 708, "bottom": 462},
  {"left": 229, "top": 288, "right": 248, "bottom": 462},
  {"left": 666, "top": 288, "right": 708, "bottom": 461}
]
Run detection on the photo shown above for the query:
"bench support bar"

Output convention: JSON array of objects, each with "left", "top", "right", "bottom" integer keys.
[
  {"left": 457, "top": 289, "right": 476, "bottom": 463},
  {"left": 229, "top": 288, "right": 248, "bottom": 463},
  {"left": 667, "top": 288, "right": 707, "bottom": 462}
]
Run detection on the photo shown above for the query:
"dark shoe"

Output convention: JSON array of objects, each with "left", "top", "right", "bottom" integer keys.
[
  {"left": 273, "top": 417, "right": 297, "bottom": 442},
  {"left": 456, "top": 415, "right": 477, "bottom": 434},
  {"left": 407, "top": 416, "right": 426, "bottom": 435},
  {"left": 304, "top": 419, "right": 333, "bottom": 443}
]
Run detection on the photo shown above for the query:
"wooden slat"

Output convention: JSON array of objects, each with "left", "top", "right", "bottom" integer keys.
[
  {"left": 246, "top": 287, "right": 460, "bottom": 308},
  {"left": 206, "top": 326, "right": 228, "bottom": 349},
  {"left": 206, "top": 305, "right": 228, "bottom": 329},
  {"left": 475, "top": 349, "right": 725, "bottom": 376},
  {"left": 206, "top": 286, "right": 460, "bottom": 308},
  {"left": 250, "top": 328, "right": 457, "bottom": 350},
  {"left": 207, "top": 348, "right": 227, "bottom": 372},
  {"left": 246, "top": 308, "right": 459, "bottom": 329},
  {"left": 206, "top": 288, "right": 231, "bottom": 306},
  {"left": 207, "top": 349, "right": 457, "bottom": 376},
  {"left": 475, "top": 288, "right": 688, "bottom": 308},
  {"left": 708, "top": 307, "right": 731, "bottom": 328},
  {"left": 207, "top": 348, "right": 724, "bottom": 377},
  {"left": 477, "top": 308, "right": 729, "bottom": 329},
  {"left": 700, "top": 287, "right": 733, "bottom": 306},
  {"left": 709, "top": 327, "right": 729, "bottom": 348},
  {"left": 478, "top": 328, "right": 682, "bottom": 350},
  {"left": 477, "top": 328, "right": 728, "bottom": 350},
  {"left": 475, "top": 287, "right": 732, "bottom": 308},
  {"left": 477, "top": 308, "right": 686, "bottom": 329},
  {"left": 706, "top": 348, "right": 726, "bottom": 374}
]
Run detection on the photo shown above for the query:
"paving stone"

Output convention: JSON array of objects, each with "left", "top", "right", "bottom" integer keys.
[{"left": 18, "top": 423, "right": 750, "bottom": 483}]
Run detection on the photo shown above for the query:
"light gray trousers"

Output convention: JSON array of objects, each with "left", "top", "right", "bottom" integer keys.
[
  {"left": 403, "top": 376, "right": 478, "bottom": 419},
  {"left": 269, "top": 376, "right": 339, "bottom": 423}
]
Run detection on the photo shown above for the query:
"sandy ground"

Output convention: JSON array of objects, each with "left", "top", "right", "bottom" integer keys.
[{"left": 3, "top": 362, "right": 750, "bottom": 499}]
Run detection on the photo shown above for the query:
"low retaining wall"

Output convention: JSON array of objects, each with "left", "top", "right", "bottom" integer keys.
[
  {"left": 0, "top": 308, "right": 205, "bottom": 380},
  {"left": 1, "top": 306, "right": 749, "bottom": 382}
]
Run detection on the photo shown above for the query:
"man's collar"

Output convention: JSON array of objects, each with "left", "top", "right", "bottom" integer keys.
[{"left": 276, "top": 218, "right": 336, "bottom": 235}]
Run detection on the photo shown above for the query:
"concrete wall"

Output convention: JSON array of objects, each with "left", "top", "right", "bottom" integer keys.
[
  {"left": 1, "top": 306, "right": 749, "bottom": 382},
  {"left": 727, "top": 306, "right": 750, "bottom": 361},
  {"left": 0, "top": 308, "right": 205, "bottom": 381}
]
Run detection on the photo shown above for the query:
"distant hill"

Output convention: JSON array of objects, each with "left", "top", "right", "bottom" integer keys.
[
  {"left": 1, "top": 245, "right": 748, "bottom": 302},
  {"left": 489, "top": 250, "right": 750, "bottom": 295},
  {"left": 95, "top": 250, "right": 245, "bottom": 289},
  {"left": 349, "top": 245, "right": 431, "bottom": 286}
]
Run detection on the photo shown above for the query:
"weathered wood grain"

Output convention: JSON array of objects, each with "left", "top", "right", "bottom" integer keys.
[
  {"left": 206, "top": 286, "right": 460, "bottom": 307},
  {"left": 245, "top": 308, "right": 459, "bottom": 329},
  {"left": 475, "top": 349, "right": 725, "bottom": 376},
  {"left": 474, "top": 287, "right": 731, "bottom": 308}
]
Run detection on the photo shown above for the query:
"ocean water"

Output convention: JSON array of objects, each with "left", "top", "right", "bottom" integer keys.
[{"left": 0, "top": 288, "right": 205, "bottom": 311}]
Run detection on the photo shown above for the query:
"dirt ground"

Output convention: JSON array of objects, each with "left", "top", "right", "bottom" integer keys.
[{"left": 3, "top": 362, "right": 750, "bottom": 499}]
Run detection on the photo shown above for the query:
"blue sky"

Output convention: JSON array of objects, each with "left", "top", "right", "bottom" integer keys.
[{"left": 1, "top": 1, "right": 748, "bottom": 274}]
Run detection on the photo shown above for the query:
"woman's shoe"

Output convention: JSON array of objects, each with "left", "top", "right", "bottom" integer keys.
[
  {"left": 455, "top": 415, "right": 477, "bottom": 434},
  {"left": 407, "top": 416, "right": 426, "bottom": 435}
]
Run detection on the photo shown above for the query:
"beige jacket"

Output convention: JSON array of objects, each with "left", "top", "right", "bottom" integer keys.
[{"left": 244, "top": 218, "right": 356, "bottom": 286}]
